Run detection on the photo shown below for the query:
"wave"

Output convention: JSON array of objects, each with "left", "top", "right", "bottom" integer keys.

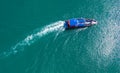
[{"left": 0, "top": 21, "right": 65, "bottom": 58}]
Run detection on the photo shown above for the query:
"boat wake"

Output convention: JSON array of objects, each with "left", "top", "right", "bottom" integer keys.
[{"left": 0, "top": 21, "right": 65, "bottom": 58}]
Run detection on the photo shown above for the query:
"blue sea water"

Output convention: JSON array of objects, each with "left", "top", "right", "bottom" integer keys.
[{"left": 0, "top": 0, "right": 120, "bottom": 73}]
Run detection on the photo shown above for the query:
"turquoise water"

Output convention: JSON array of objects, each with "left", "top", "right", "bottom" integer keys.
[{"left": 0, "top": 0, "right": 120, "bottom": 73}]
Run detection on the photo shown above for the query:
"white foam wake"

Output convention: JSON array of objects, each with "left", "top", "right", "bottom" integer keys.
[{"left": 1, "top": 21, "right": 65, "bottom": 57}]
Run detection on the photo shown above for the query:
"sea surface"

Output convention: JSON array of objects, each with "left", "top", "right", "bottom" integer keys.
[{"left": 0, "top": 0, "right": 120, "bottom": 73}]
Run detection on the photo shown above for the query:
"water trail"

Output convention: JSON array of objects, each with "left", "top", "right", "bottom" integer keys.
[{"left": 0, "top": 21, "right": 65, "bottom": 58}]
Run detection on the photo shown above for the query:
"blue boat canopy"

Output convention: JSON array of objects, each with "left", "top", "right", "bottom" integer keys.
[
  {"left": 78, "top": 18, "right": 85, "bottom": 23},
  {"left": 69, "top": 18, "right": 86, "bottom": 27},
  {"left": 69, "top": 19, "right": 77, "bottom": 26}
]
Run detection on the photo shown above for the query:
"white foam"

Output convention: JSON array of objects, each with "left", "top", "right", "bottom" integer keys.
[
  {"left": 36, "top": 21, "right": 64, "bottom": 37},
  {"left": 1, "top": 21, "right": 65, "bottom": 57}
]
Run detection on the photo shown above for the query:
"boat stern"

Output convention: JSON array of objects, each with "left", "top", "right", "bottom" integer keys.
[{"left": 64, "top": 21, "right": 69, "bottom": 29}]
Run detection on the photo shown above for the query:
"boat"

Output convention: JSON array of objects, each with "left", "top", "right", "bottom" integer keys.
[{"left": 64, "top": 18, "right": 97, "bottom": 29}]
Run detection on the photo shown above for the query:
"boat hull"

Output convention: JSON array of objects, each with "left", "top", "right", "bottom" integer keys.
[{"left": 64, "top": 18, "right": 97, "bottom": 29}]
